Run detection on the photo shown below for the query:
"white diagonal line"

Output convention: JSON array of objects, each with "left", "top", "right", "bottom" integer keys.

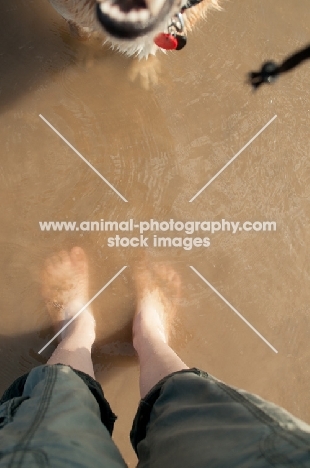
[
  {"left": 38, "top": 266, "right": 127, "bottom": 354},
  {"left": 190, "top": 266, "right": 278, "bottom": 353},
  {"left": 189, "top": 115, "right": 277, "bottom": 202},
  {"left": 39, "top": 114, "right": 128, "bottom": 202}
]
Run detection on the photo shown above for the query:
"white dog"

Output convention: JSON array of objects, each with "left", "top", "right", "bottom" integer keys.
[{"left": 48, "top": 0, "right": 222, "bottom": 58}]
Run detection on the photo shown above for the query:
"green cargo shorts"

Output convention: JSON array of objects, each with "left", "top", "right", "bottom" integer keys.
[{"left": 0, "top": 365, "right": 309, "bottom": 467}]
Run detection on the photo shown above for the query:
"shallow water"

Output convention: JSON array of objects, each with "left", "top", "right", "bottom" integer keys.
[{"left": 0, "top": 0, "right": 310, "bottom": 465}]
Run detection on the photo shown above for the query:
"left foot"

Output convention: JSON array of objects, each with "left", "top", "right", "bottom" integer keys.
[
  {"left": 133, "top": 262, "right": 181, "bottom": 349},
  {"left": 41, "top": 247, "right": 95, "bottom": 344}
]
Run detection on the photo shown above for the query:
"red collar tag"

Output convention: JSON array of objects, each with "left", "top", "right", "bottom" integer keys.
[{"left": 154, "top": 33, "right": 178, "bottom": 50}]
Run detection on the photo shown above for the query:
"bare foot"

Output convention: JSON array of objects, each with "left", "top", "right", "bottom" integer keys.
[
  {"left": 133, "top": 263, "right": 181, "bottom": 349},
  {"left": 41, "top": 247, "right": 95, "bottom": 344}
]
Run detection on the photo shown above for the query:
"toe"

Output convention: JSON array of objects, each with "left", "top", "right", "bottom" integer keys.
[
  {"left": 70, "top": 246, "right": 87, "bottom": 266},
  {"left": 43, "top": 255, "right": 55, "bottom": 273},
  {"left": 59, "top": 250, "right": 70, "bottom": 264},
  {"left": 71, "top": 246, "right": 84, "bottom": 259},
  {"left": 45, "top": 250, "right": 69, "bottom": 271},
  {"left": 171, "top": 270, "right": 181, "bottom": 287}
]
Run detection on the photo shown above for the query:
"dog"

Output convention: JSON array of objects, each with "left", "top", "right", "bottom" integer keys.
[{"left": 47, "top": 0, "right": 222, "bottom": 58}]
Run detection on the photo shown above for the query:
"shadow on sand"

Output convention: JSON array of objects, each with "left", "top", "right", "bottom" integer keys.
[{"left": 0, "top": 320, "right": 136, "bottom": 397}]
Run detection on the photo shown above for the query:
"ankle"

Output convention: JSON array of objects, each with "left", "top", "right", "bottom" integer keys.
[
  {"left": 133, "top": 312, "right": 166, "bottom": 355},
  {"left": 62, "top": 309, "right": 95, "bottom": 344}
]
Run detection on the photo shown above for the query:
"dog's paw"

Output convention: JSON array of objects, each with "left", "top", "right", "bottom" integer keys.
[{"left": 128, "top": 55, "right": 162, "bottom": 89}]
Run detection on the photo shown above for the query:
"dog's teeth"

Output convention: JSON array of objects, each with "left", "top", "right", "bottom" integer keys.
[
  {"left": 109, "top": 4, "right": 125, "bottom": 20},
  {"left": 99, "top": 2, "right": 110, "bottom": 14},
  {"left": 124, "top": 9, "right": 150, "bottom": 23},
  {"left": 144, "top": 0, "right": 165, "bottom": 16},
  {"left": 126, "top": 10, "right": 139, "bottom": 22},
  {"left": 138, "top": 9, "right": 150, "bottom": 21},
  {"left": 99, "top": 1, "right": 150, "bottom": 24}
]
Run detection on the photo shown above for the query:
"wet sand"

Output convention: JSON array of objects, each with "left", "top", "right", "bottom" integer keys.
[{"left": 0, "top": 0, "right": 310, "bottom": 465}]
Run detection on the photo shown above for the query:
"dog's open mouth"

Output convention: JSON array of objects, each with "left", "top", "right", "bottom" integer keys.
[{"left": 96, "top": 0, "right": 174, "bottom": 40}]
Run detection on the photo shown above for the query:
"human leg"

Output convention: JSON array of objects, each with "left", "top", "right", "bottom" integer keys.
[
  {"left": 132, "top": 264, "right": 189, "bottom": 399},
  {"left": 0, "top": 247, "right": 127, "bottom": 468},
  {"left": 131, "top": 263, "right": 310, "bottom": 468},
  {"left": 41, "top": 246, "right": 95, "bottom": 378}
]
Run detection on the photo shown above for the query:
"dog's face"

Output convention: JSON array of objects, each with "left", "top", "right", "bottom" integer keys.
[
  {"left": 96, "top": 0, "right": 182, "bottom": 40},
  {"left": 48, "top": 0, "right": 221, "bottom": 57}
]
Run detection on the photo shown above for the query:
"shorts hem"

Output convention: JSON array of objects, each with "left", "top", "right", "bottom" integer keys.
[
  {"left": 130, "top": 367, "right": 206, "bottom": 452},
  {"left": 0, "top": 364, "right": 117, "bottom": 435}
]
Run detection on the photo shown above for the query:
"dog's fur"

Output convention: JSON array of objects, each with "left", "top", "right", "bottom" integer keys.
[{"left": 48, "top": 0, "right": 221, "bottom": 58}]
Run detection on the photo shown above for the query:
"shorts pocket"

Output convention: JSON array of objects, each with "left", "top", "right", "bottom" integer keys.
[{"left": 0, "top": 396, "right": 29, "bottom": 429}]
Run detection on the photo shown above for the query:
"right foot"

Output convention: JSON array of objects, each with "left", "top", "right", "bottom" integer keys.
[
  {"left": 133, "top": 263, "right": 181, "bottom": 348},
  {"left": 41, "top": 247, "right": 95, "bottom": 345}
]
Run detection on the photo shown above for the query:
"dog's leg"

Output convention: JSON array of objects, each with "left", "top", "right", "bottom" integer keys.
[
  {"left": 67, "top": 20, "right": 90, "bottom": 40},
  {"left": 184, "top": 0, "right": 222, "bottom": 33}
]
